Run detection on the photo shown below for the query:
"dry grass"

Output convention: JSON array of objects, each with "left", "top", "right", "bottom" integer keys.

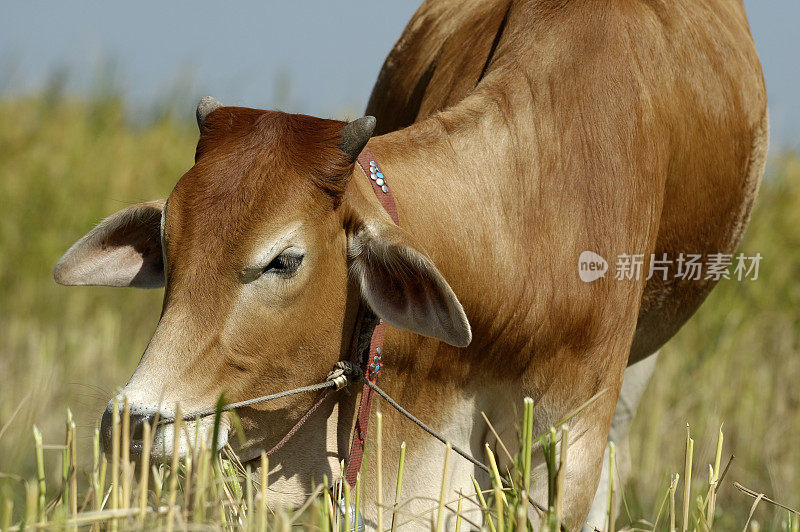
[
  {"left": 625, "top": 153, "right": 800, "bottom": 530},
  {"left": 0, "top": 94, "right": 798, "bottom": 529}
]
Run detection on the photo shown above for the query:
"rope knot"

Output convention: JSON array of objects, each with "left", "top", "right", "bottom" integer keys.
[{"left": 326, "top": 361, "right": 363, "bottom": 390}]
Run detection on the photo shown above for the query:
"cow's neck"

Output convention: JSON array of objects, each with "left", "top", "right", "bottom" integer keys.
[
  {"left": 359, "top": 101, "right": 522, "bottom": 374},
  {"left": 332, "top": 107, "right": 526, "bottom": 500}
]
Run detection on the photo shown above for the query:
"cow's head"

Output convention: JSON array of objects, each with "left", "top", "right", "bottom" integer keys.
[{"left": 54, "top": 98, "right": 470, "bottom": 484}]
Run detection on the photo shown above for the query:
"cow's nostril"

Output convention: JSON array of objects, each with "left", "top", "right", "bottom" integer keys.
[
  {"left": 99, "top": 407, "right": 113, "bottom": 455},
  {"left": 131, "top": 417, "right": 145, "bottom": 442},
  {"left": 100, "top": 405, "right": 156, "bottom": 457},
  {"left": 129, "top": 412, "right": 154, "bottom": 443}
]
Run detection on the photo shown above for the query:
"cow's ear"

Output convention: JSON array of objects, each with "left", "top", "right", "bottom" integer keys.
[
  {"left": 54, "top": 200, "right": 165, "bottom": 288},
  {"left": 349, "top": 223, "right": 472, "bottom": 347}
]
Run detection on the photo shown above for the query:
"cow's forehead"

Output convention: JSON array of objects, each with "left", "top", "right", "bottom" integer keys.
[
  {"left": 185, "top": 106, "right": 351, "bottom": 201},
  {"left": 194, "top": 107, "right": 350, "bottom": 169},
  {"left": 161, "top": 108, "right": 349, "bottom": 266},
  {"left": 172, "top": 137, "right": 299, "bottom": 218},
  {"left": 162, "top": 165, "right": 316, "bottom": 270}
]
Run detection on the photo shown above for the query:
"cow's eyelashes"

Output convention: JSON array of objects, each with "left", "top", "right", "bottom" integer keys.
[{"left": 262, "top": 252, "right": 304, "bottom": 277}]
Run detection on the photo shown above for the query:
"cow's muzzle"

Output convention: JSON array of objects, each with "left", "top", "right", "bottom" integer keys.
[{"left": 100, "top": 403, "right": 156, "bottom": 459}]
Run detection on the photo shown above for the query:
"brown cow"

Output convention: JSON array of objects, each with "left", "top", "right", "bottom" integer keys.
[{"left": 54, "top": 0, "right": 767, "bottom": 528}]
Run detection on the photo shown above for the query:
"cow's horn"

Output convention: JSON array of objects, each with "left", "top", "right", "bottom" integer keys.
[
  {"left": 339, "top": 116, "right": 376, "bottom": 162},
  {"left": 196, "top": 96, "right": 223, "bottom": 129}
]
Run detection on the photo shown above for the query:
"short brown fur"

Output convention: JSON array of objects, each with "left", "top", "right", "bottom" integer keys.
[{"left": 56, "top": 0, "right": 767, "bottom": 528}]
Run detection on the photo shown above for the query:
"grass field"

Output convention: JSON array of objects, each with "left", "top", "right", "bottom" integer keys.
[{"left": 0, "top": 94, "right": 798, "bottom": 530}]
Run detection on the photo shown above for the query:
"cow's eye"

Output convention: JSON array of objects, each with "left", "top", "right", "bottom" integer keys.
[{"left": 263, "top": 252, "right": 304, "bottom": 277}]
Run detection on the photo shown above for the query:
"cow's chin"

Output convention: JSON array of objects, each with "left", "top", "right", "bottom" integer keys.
[{"left": 136, "top": 412, "right": 231, "bottom": 464}]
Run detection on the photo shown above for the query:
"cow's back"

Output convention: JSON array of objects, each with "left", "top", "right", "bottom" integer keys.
[{"left": 366, "top": 0, "right": 767, "bottom": 365}]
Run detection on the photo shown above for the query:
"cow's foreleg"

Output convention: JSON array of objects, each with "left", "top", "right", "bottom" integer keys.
[{"left": 582, "top": 352, "right": 659, "bottom": 531}]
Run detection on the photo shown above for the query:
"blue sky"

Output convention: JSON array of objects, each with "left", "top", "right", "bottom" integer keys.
[{"left": 2, "top": 1, "right": 798, "bottom": 149}]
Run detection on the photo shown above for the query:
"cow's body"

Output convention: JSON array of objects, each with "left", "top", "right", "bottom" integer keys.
[
  {"left": 366, "top": 0, "right": 767, "bottom": 367},
  {"left": 54, "top": 0, "right": 766, "bottom": 529},
  {"left": 353, "top": 0, "right": 767, "bottom": 527}
]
